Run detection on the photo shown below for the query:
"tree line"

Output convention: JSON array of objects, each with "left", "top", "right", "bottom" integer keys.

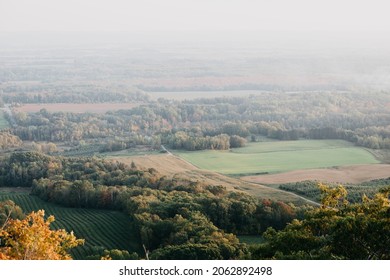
[
  {"left": 1, "top": 83, "right": 149, "bottom": 104},
  {"left": 278, "top": 179, "right": 390, "bottom": 203},
  {"left": 4, "top": 91, "right": 390, "bottom": 153}
]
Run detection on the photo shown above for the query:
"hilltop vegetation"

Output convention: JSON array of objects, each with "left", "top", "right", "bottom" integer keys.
[
  {"left": 251, "top": 184, "right": 390, "bottom": 260},
  {"left": 279, "top": 178, "right": 390, "bottom": 203}
]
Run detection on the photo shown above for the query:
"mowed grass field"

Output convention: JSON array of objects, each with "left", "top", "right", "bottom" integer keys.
[
  {"left": 175, "top": 140, "right": 379, "bottom": 175},
  {"left": 0, "top": 191, "right": 139, "bottom": 259}
]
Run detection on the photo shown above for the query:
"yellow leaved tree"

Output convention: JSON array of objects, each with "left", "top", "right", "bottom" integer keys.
[{"left": 0, "top": 210, "right": 84, "bottom": 260}]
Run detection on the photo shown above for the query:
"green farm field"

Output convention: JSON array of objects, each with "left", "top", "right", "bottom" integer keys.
[
  {"left": 175, "top": 140, "right": 379, "bottom": 176},
  {"left": 0, "top": 191, "right": 139, "bottom": 259}
]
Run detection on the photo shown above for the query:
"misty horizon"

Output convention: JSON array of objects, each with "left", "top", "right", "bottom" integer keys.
[
  {"left": 1, "top": 0, "right": 390, "bottom": 91},
  {"left": 1, "top": 0, "right": 390, "bottom": 50}
]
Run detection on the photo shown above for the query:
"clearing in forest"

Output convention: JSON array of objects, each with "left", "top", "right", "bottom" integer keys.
[{"left": 175, "top": 140, "right": 379, "bottom": 176}]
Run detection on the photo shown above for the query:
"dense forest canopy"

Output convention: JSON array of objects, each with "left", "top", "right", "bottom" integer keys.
[{"left": 252, "top": 184, "right": 390, "bottom": 260}]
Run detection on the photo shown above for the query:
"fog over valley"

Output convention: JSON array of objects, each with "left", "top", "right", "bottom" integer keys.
[{"left": 1, "top": 0, "right": 390, "bottom": 262}]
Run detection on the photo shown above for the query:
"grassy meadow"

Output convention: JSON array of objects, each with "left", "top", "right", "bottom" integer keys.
[
  {"left": 0, "top": 191, "right": 138, "bottom": 259},
  {"left": 175, "top": 140, "right": 379, "bottom": 175}
]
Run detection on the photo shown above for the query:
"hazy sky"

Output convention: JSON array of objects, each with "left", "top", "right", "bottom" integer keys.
[
  {"left": 1, "top": 0, "right": 389, "bottom": 33},
  {"left": 1, "top": 0, "right": 390, "bottom": 51}
]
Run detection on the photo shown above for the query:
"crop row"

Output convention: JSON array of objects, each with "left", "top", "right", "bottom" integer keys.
[{"left": 0, "top": 192, "right": 137, "bottom": 259}]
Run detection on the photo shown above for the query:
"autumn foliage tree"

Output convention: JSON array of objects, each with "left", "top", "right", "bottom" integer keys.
[
  {"left": 251, "top": 184, "right": 390, "bottom": 260},
  {"left": 0, "top": 200, "right": 24, "bottom": 226},
  {"left": 0, "top": 210, "right": 84, "bottom": 260}
]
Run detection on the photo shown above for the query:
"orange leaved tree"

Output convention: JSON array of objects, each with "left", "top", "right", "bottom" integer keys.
[{"left": 0, "top": 210, "right": 84, "bottom": 260}]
